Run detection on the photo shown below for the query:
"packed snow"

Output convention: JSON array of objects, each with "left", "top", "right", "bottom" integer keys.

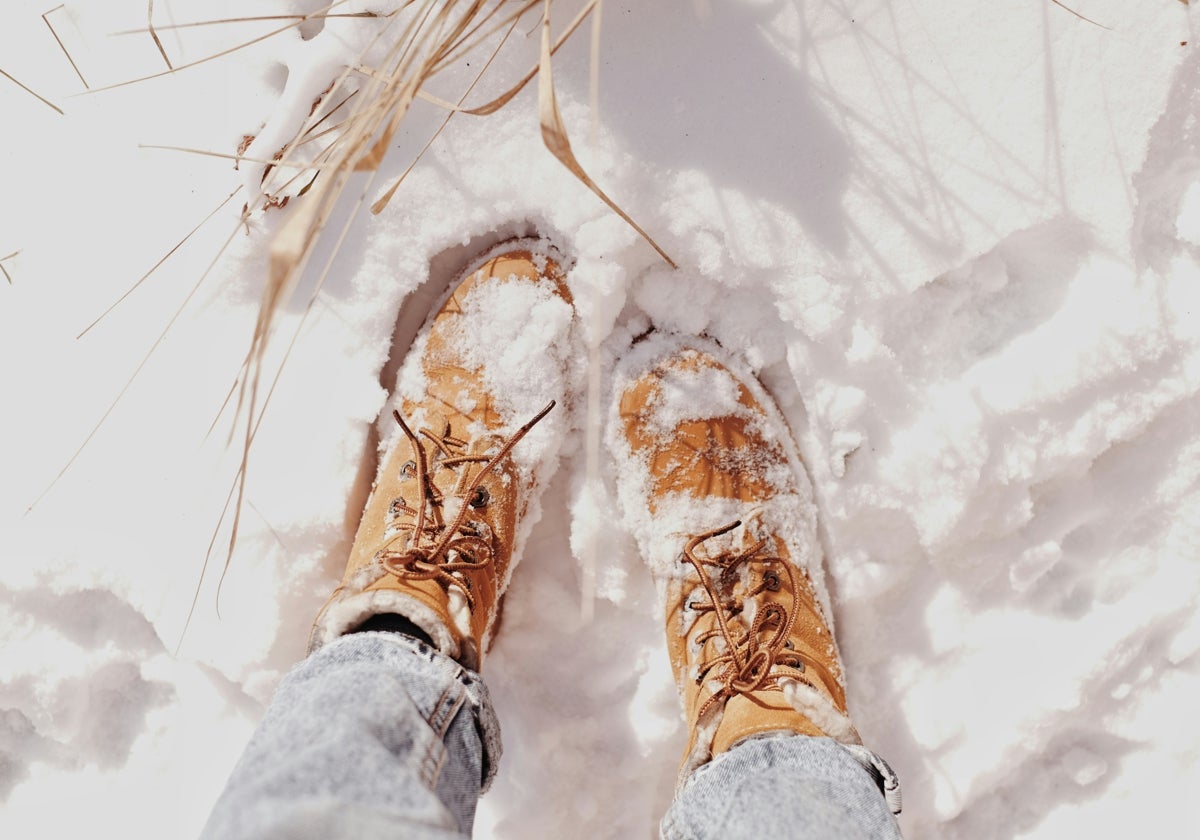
[{"left": 2, "top": 0, "right": 1199, "bottom": 837}]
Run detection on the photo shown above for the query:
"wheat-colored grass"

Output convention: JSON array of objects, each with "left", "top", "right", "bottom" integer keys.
[
  {"left": 1050, "top": 0, "right": 1111, "bottom": 29},
  {"left": 0, "top": 66, "right": 63, "bottom": 114},
  {"left": 141, "top": 0, "right": 677, "bottom": 646},
  {"left": 33, "top": 0, "right": 656, "bottom": 645},
  {"left": 42, "top": 5, "right": 90, "bottom": 89},
  {"left": 1, "top": 251, "right": 19, "bottom": 285},
  {"left": 147, "top": 0, "right": 175, "bottom": 70},
  {"left": 27, "top": 0, "right": 1163, "bottom": 647}
]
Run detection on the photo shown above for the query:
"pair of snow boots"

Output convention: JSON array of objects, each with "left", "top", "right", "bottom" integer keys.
[{"left": 308, "top": 241, "right": 862, "bottom": 782}]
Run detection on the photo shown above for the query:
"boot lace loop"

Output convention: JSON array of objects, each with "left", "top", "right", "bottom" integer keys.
[
  {"left": 376, "top": 400, "right": 555, "bottom": 608},
  {"left": 681, "top": 520, "right": 801, "bottom": 719}
]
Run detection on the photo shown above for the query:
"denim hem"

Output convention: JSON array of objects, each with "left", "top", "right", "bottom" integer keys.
[{"left": 323, "top": 631, "right": 504, "bottom": 791}]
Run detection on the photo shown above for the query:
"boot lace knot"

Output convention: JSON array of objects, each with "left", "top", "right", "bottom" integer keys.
[{"left": 682, "top": 520, "right": 804, "bottom": 719}]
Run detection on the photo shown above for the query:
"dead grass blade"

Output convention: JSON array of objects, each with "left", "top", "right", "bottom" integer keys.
[
  {"left": 0, "top": 67, "right": 63, "bottom": 114},
  {"left": 148, "top": 0, "right": 174, "bottom": 70},
  {"left": 589, "top": 0, "right": 603, "bottom": 143},
  {"left": 1049, "top": 0, "right": 1111, "bottom": 29},
  {"left": 536, "top": 0, "right": 676, "bottom": 267},
  {"left": 77, "top": 186, "right": 243, "bottom": 339},
  {"left": 372, "top": 9, "right": 520, "bottom": 214},
  {"left": 203, "top": 157, "right": 389, "bottom": 629},
  {"left": 456, "top": 0, "right": 597, "bottom": 117},
  {"left": 42, "top": 5, "right": 89, "bottom": 89},
  {"left": 0, "top": 251, "right": 18, "bottom": 285},
  {"left": 163, "top": 0, "right": 677, "bottom": 643},
  {"left": 26, "top": 208, "right": 249, "bottom": 517},
  {"left": 112, "top": 11, "right": 382, "bottom": 37},
  {"left": 87, "top": 0, "right": 360, "bottom": 94},
  {"left": 138, "top": 143, "right": 317, "bottom": 168},
  {"left": 201, "top": 5, "right": 424, "bottom": 627}
]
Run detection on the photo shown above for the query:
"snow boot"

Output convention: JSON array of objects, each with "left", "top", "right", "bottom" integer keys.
[
  {"left": 611, "top": 337, "right": 863, "bottom": 783},
  {"left": 309, "top": 240, "right": 576, "bottom": 670}
]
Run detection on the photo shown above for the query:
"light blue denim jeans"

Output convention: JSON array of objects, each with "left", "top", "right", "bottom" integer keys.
[{"left": 201, "top": 632, "right": 903, "bottom": 839}]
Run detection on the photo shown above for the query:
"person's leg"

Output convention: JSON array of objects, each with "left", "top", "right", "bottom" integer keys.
[
  {"left": 200, "top": 631, "right": 500, "bottom": 840},
  {"left": 661, "top": 735, "right": 902, "bottom": 840},
  {"left": 200, "top": 241, "right": 578, "bottom": 838}
]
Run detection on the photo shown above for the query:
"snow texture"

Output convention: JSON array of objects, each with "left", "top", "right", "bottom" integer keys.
[{"left": 2, "top": 0, "right": 1199, "bottom": 837}]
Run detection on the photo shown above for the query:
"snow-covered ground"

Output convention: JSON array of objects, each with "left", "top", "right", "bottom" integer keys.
[{"left": 2, "top": 0, "right": 1199, "bottom": 836}]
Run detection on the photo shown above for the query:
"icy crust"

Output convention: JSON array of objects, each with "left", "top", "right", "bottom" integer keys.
[{"left": 605, "top": 334, "right": 834, "bottom": 623}]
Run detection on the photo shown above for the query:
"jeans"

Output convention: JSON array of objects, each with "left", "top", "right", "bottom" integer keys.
[{"left": 201, "top": 633, "right": 903, "bottom": 839}]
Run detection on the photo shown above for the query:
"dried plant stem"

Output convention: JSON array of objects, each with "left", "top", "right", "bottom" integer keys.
[
  {"left": 139, "top": 143, "right": 318, "bottom": 168},
  {"left": 113, "top": 11, "right": 382, "bottom": 37},
  {"left": 0, "top": 67, "right": 63, "bottom": 114},
  {"left": 589, "top": 0, "right": 603, "bottom": 143},
  {"left": 1049, "top": 0, "right": 1111, "bottom": 29},
  {"left": 148, "top": 0, "right": 175, "bottom": 70},
  {"left": 77, "top": 186, "right": 243, "bottom": 339},
  {"left": 26, "top": 208, "right": 249, "bottom": 517},
  {"left": 42, "top": 5, "right": 89, "bottom": 89},
  {"left": 194, "top": 5, "right": 425, "bottom": 631},
  {"left": 372, "top": 10, "right": 521, "bottom": 214},
  {"left": 216, "top": 161, "right": 388, "bottom": 618},
  {"left": 536, "top": 0, "right": 676, "bottom": 267},
  {"left": 0, "top": 251, "right": 18, "bottom": 285},
  {"left": 139, "top": 0, "right": 677, "bottom": 644},
  {"left": 87, "top": 0, "right": 360, "bottom": 94},
  {"left": 444, "top": 0, "right": 596, "bottom": 117}
]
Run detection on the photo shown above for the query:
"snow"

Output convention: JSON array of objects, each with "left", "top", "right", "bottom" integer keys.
[{"left": 2, "top": 0, "right": 1199, "bottom": 837}]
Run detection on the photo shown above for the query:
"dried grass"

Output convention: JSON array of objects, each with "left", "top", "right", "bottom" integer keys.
[
  {"left": 147, "top": 0, "right": 175, "bottom": 70},
  {"left": 40, "top": 0, "right": 1159, "bottom": 644},
  {"left": 42, "top": 5, "right": 89, "bottom": 89},
  {"left": 1, "top": 251, "right": 19, "bottom": 285},
  {"left": 217, "top": 0, "right": 674, "bottom": 622},
  {"left": 25, "top": 0, "right": 672, "bottom": 645},
  {"left": 0, "top": 67, "right": 63, "bottom": 114},
  {"left": 112, "top": 13, "right": 382, "bottom": 37},
  {"left": 1049, "top": 1, "right": 1111, "bottom": 29},
  {"left": 26, "top": 191, "right": 249, "bottom": 518}
]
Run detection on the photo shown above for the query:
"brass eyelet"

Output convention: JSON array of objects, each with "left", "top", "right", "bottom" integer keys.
[
  {"left": 763, "top": 570, "right": 781, "bottom": 591},
  {"left": 469, "top": 486, "right": 489, "bottom": 508},
  {"left": 401, "top": 460, "right": 417, "bottom": 478}
]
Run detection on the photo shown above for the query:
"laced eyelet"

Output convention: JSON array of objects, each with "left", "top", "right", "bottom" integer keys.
[
  {"left": 401, "top": 460, "right": 417, "bottom": 478},
  {"left": 388, "top": 497, "right": 406, "bottom": 515},
  {"left": 763, "top": 570, "right": 781, "bottom": 591},
  {"left": 469, "top": 486, "right": 490, "bottom": 508}
]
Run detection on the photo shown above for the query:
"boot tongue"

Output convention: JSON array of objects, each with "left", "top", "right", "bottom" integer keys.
[{"left": 711, "top": 690, "right": 825, "bottom": 755}]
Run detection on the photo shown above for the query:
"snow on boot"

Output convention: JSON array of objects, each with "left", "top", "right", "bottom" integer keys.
[
  {"left": 610, "top": 336, "right": 862, "bottom": 784},
  {"left": 309, "top": 240, "right": 577, "bottom": 670}
]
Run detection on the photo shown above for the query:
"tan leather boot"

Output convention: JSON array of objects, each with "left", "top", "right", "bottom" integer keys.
[
  {"left": 309, "top": 240, "right": 576, "bottom": 670},
  {"left": 612, "top": 337, "right": 863, "bottom": 783}
]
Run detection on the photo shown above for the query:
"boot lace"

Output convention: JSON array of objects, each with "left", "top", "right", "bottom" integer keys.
[
  {"left": 375, "top": 400, "right": 555, "bottom": 609},
  {"left": 682, "top": 520, "right": 808, "bottom": 719}
]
